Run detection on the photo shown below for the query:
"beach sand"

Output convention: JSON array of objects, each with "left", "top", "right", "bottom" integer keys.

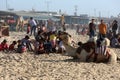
[{"left": 0, "top": 29, "right": 120, "bottom": 80}]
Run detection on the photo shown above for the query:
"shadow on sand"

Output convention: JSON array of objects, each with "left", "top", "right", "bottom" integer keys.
[{"left": 41, "top": 58, "right": 84, "bottom": 63}]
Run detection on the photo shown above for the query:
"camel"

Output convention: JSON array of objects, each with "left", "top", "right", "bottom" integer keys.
[
  {"left": 16, "top": 16, "right": 29, "bottom": 31},
  {"left": 60, "top": 33, "right": 118, "bottom": 64}
]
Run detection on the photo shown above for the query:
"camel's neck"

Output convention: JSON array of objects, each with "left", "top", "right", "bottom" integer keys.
[{"left": 64, "top": 43, "right": 76, "bottom": 57}]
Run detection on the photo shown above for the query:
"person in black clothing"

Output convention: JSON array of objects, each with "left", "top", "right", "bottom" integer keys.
[
  {"left": 89, "top": 19, "right": 96, "bottom": 38},
  {"left": 112, "top": 20, "right": 118, "bottom": 36},
  {"left": 44, "top": 35, "right": 52, "bottom": 54},
  {"left": 35, "top": 31, "right": 44, "bottom": 42}
]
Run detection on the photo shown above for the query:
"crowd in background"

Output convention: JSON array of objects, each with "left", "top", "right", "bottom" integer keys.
[
  {"left": 88, "top": 19, "right": 120, "bottom": 48},
  {"left": 0, "top": 16, "right": 120, "bottom": 55},
  {"left": 0, "top": 16, "right": 68, "bottom": 54}
]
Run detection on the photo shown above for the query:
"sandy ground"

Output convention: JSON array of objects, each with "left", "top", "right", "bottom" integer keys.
[{"left": 0, "top": 29, "right": 120, "bottom": 80}]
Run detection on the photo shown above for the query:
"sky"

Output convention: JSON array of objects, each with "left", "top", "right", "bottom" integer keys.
[{"left": 0, "top": 0, "right": 120, "bottom": 17}]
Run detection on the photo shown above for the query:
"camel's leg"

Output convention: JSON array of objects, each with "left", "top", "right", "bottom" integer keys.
[
  {"left": 16, "top": 22, "right": 18, "bottom": 31},
  {"left": 108, "top": 50, "right": 117, "bottom": 64}
]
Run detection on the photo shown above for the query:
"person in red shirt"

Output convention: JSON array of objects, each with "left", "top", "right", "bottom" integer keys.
[
  {"left": 0, "top": 39, "right": 9, "bottom": 51},
  {"left": 9, "top": 41, "right": 17, "bottom": 51}
]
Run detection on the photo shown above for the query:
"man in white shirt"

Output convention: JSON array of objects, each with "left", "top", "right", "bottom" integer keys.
[{"left": 29, "top": 17, "right": 37, "bottom": 36}]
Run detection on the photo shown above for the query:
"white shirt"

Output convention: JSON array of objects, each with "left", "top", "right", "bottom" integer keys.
[{"left": 29, "top": 19, "right": 37, "bottom": 26}]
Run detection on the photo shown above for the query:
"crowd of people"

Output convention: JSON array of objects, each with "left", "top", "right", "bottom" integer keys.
[
  {"left": 0, "top": 16, "right": 69, "bottom": 54},
  {"left": 88, "top": 19, "right": 120, "bottom": 61},
  {"left": 0, "top": 35, "right": 32, "bottom": 53},
  {"left": 0, "top": 16, "right": 120, "bottom": 56},
  {"left": 88, "top": 19, "right": 120, "bottom": 48},
  {"left": 0, "top": 25, "right": 68, "bottom": 54}
]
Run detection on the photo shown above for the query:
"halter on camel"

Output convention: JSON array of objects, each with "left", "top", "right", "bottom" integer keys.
[{"left": 59, "top": 32, "right": 77, "bottom": 48}]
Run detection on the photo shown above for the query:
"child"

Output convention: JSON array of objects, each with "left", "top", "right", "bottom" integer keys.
[
  {"left": 21, "top": 35, "right": 33, "bottom": 51},
  {"left": 50, "top": 32, "right": 57, "bottom": 52},
  {"left": 0, "top": 39, "right": 9, "bottom": 52},
  {"left": 27, "top": 24, "right": 31, "bottom": 34},
  {"left": 36, "top": 41, "right": 45, "bottom": 54},
  {"left": 17, "top": 40, "right": 26, "bottom": 53},
  {"left": 57, "top": 38, "right": 66, "bottom": 53},
  {"left": 9, "top": 41, "right": 17, "bottom": 51}
]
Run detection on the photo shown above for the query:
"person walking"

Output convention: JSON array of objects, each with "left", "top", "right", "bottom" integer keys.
[{"left": 29, "top": 17, "right": 37, "bottom": 36}]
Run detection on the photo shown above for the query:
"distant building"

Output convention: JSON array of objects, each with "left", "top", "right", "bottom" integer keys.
[
  {"left": 0, "top": 10, "right": 90, "bottom": 25},
  {"left": 55, "top": 14, "right": 89, "bottom": 24}
]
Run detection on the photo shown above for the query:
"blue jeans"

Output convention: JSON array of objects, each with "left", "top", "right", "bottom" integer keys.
[
  {"left": 89, "top": 30, "right": 95, "bottom": 38},
  {"left": 30, "top": 26, "right": 36, "bottom": 36},
  {"left": 44, "top": 42, "right": 52, "bottom": 53}
]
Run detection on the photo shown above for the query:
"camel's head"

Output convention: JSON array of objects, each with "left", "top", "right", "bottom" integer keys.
[{"left": 59, "top": 32, "right": 72, "bottom": 46}]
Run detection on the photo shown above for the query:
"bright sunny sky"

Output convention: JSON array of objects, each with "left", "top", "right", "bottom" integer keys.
[{"left": 0, "top": 0, "right": 120, "bottom": 17}]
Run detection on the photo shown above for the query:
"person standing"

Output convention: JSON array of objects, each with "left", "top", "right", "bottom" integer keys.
[
  {"left": 47, "top": 19, "right": 53, "bottom": 32},
  {"left": 29, "top": 17, "right": 37, "bottom": 36},
  {"left": 98, "top": 20, "right": 107, "bottom": 40},
  {"left": 93, "top": 20, "right": 107, "bottom": 62},
  {"left": 88, "top": 19, "right": 96, "bottom": 38},
  {"left": 62, "top": 22, "right": 66, "bottom": 32},
  {"left": 60, "top": 15, "right": 65, "bottom": 26},
  {"left": 112, "top": 20, "right": 118, "bottom": 36},
  {"left": 60, "top": 15, "right": 66, "bottom": 31},
  {"left": 76, "top": 24, "right": 80, "bottom": 35}
]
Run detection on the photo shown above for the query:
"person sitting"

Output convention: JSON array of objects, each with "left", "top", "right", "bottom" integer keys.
[
  {"left": 106, "top": 30, "right": 113, "bottom": 41},
  {"left": 44, "top": 35, "right": 52, "bottom": 54},
  {"left": 57, "top": 38, "right": 66, "bottom": 53},
  {"left": 50, "top": 31, "right": 57, "bottom": 52},
  {"left": 35, "top": 30, "right": 44, "bottom": 42},
  {"left": 36, "top": 41, "right": 45, "bottom": 54},
  {"left": 9, "top": 41, "right": 17, "bottom": 51},
  {"left": 21, "top": 35, "right": 33, "bottom": 51},
  {"left": 41, "top": 24, "right": 47, "bottom": 33},
  {"left": 111, "top": 35, "right": 120, "bottom": 48},
  {"left": 17, "top": 40, "right": 26, "bottom": 53},
  {"left": 0, "top": 39, "right": 9, "bottom": 52},
  {"left": 34, "top": 31, "right": 44, "bottom": 52}
]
